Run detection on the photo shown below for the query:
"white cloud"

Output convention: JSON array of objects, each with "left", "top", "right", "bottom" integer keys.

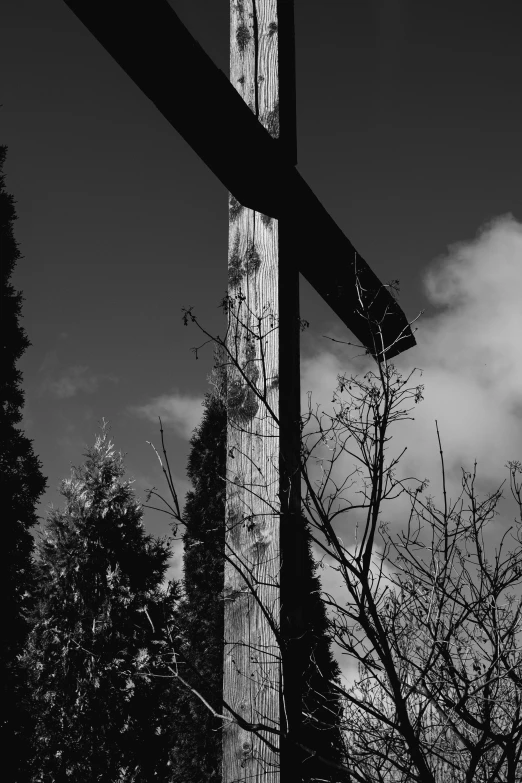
[
  {"left": 302, "top": 215, "right": 522, "bottom": 502},
  {"left": 130, "top": 391, "right": 204, "bottom": 440},
  {"left": 404, "top": 215, "right": 522, "bottom": 486}
]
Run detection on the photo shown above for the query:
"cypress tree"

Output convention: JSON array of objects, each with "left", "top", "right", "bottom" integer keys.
[
  {"left": 23, "top": 424, "right": 179, "bottom": 782},
  {"left": 171, "top": 357, "right": 345, "bottom": 781},
  {"left": 0, "top": 145, "right": 47, "bottom": 780},
  {"left": 170, "top": 388, "right": 226, "bottom": 782},
  {"left": 299, "top": 530, "right": 347, "bottom": 782}
]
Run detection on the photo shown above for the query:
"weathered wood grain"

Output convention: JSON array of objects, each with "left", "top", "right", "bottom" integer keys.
[{"left": 222, "top": 2, "right": 282, "bottom": 781}]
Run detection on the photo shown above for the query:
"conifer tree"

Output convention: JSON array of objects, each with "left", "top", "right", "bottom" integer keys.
[
  {"left": 23, "top": 424, "right": 179, "bottom": 782},
  {"left": 169, "top": 388, "right": 226, "bottom": 782},
  {"left": 169, "top": 358, "right": 345, "bottom": 781},
  {"left": 0, "top": 145, "right": 47, "bottom": 779},
  {"left": 299, "top": 530, "right": 347, "bottom": 782}
]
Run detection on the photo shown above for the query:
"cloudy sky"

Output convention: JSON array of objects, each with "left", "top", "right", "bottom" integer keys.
[{"left": 3, "top": 0, "right": 521, "bottom": 589}]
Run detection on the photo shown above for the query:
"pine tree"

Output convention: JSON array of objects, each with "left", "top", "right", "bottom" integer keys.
[
  {"left": 23, "top": 424, "right": 179, "bottom": 782},
  {"left": 170, "top": 358, "right": 345, "bottom": 781},
  {"left": 0, "top": 145, "right": 47, "bottom": 780}
]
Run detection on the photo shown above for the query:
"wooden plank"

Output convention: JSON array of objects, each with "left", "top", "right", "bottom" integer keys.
[
  {"left": 290, "top": 173, "right": 415, "bottom": 361},
  {"left": 272, "top": 4, "right": 306, "bottom": 774},
  {"left": 62, "top": 0, "right": 416, "bottom": 361},
  {"left": 62, "top": 0, "right": 284, "bottom": 217},
  {"left": 223, "top": 6, "right": 304, "bottom": 779},
  {"left": 222, "top": 3, "right": 283, "bottom": 780}
]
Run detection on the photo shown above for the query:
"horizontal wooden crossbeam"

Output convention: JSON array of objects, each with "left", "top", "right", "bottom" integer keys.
[{"left": 63, "top": 0, "right": 416, "bottom": 360}]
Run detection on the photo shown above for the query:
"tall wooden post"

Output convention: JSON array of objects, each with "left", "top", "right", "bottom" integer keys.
[{"left": 223, "top": 2, "right": 301, "bottom": 781}]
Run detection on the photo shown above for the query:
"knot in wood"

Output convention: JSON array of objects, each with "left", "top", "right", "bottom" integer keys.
[
  {"left": 228, "top": 195, "right": 244, "bottom": 223},
  {"left": 236, "top": 24, "right": 251, "bottom": 52},
  {"left": 227, "top": 376, "right": 259, "bottom": 423},
  {"left": 228, "top": 234, "right": 262, "bottom": 286}
]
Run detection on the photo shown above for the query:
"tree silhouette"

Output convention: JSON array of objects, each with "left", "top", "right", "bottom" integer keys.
[
  {"left": 0, "top": 145, "right": 47, "bottom": 781},
  {"left": 169, "top": 389, "right": 227, "bottom": 782},
  {"left": 23, "top": 424, "right": 179, "bottom": 782}
]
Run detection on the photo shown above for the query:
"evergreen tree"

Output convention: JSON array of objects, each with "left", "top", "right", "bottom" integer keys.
[
  {"left": 169, "top": 389, "right": 226, "bottom": 783},
  {"left": 299, "top": 531, "right": 347, "bottom": 782},
  {"left": 0, "top": 145, "right": 47, "bottom": 780},
  {"left": 170, "top": 359, "right": 345, "bottom": 781},
  {"left": 23, "top": 424, "right": 179, "bottom": 782}
]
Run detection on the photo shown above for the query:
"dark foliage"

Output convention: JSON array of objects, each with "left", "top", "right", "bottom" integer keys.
[
  {"left": 0, "top": 145, "right": 47, "bottom": 780},
  {"left": 299, "top": 531, "right": 347, "bottom": 782},
  {"left": 23, "top": 426, "right": 179, "bottom": 782},
  {"left": 171, "top": 371, "right": 345, "bottom": 781},
  {"left": 170, "top": 391, "right": 227, "bottom": 782}
]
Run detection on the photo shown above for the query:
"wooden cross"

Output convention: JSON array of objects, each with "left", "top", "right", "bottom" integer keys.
[{"left": 62, "top": 2, "right": 416, "bottom": 780}]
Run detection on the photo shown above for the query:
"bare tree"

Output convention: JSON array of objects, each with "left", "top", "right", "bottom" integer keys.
[
  {"left": 302, "top": 363, "right": 522, "bottom": 783},
  {"left": 147, "top": 287, "right": 521, "bottom": 782}
]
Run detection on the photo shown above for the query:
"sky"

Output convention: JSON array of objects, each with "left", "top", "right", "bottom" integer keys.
[{"left": 2, "top": 0, "right": 521, "bottom": 594}]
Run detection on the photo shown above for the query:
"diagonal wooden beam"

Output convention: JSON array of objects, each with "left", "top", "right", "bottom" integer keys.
[
  {"left": 63, "top": 0, "right": 287, "bottom": 216},
  {"left": 62, "top": 0, "right": 415, "bottom": 360}
]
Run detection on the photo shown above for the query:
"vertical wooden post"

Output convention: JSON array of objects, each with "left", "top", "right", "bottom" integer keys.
[
  {"left": 275, "top": 6, "right": 303, "bottom": 776},
  {"left": 223, "top": 2, "right": 300, "bottom": 781}
]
